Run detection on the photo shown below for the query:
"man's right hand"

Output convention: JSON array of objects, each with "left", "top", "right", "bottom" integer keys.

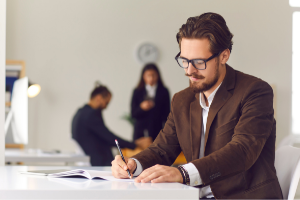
[{"left": 111, "top": 155, "right": 137, "bottom": 179}]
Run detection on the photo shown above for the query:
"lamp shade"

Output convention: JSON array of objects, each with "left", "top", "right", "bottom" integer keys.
[{"left": 27, "top": 83, "right": 41, "bottom": 98}]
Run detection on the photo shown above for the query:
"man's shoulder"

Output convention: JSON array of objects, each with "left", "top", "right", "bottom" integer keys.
[
  {"left": 172, "top": 87, "right": 195, "bottom": 104},
  {"left": 72, "top": 105, "right": 94, "bottom": 132},
  {"left": 75, "top": 105, "right": 98, "bottom": 120},
  {"left": 234, "top": 69, "right": 272, "bottom": 92},
  {"left": 235, "top": 69, "right": 261, "bottom": 82}
]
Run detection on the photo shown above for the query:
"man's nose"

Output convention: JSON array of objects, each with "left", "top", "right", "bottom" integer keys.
[{"left": 187, "top": 62, "right": 197, "bottom": 75}]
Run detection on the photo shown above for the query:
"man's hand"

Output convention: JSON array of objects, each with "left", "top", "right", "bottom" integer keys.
[
  {"left": 135, "top": 137, "right": 153, "bottom": 150},
  {"left": 111, "top": 155, "right": 137, "bottom": 179},
  {"left": 135, "top": 164, "right": 183, "bottom": 183},
  {"left": 140, "top": 100, "right": 155, "bottom": 111}
]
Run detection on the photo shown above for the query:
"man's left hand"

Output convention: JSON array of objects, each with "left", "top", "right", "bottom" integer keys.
[{"left": 134, "top": 164, "right": 183, "bottom": 183}]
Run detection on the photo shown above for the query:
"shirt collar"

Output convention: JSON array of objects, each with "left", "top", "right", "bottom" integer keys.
[
  {"left": 200, "top": 83, "right": 222, "bottom": 109},
  {"left": 145, "top": 84, "right": 157, "bottom": 92}
]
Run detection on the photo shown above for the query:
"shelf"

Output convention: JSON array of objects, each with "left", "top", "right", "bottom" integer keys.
[
  {"left": 5, "top": 144, "right": 24, "bottom": 149},
  {"left": 6, "top": 60, "right": 26, "bottom": 78}
]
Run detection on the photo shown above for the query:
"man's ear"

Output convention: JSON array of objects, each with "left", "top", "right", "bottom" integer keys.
[
  {"left": 220, "top": 49, "right": 230, "bottom": 65},
  {"left": 95, "top": 94, "right": 103, "bottom": 104}
]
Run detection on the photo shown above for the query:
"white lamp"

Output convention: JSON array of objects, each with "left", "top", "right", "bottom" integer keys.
[{"left": 27, "top": 83, "right": 41, "bottom": 98}]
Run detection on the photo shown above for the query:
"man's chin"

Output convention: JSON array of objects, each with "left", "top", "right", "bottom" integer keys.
[
  {"left": 190, "top": 83, "right": 213, "bottom": 93},
  {"left": 190, "top": 85, "right": 204, "bottom": 93}
]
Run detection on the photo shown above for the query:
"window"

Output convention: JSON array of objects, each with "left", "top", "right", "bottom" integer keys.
[
  {"left": 291, "top": 1, "right": 300, "bottom": 134},
  {"left": 290, "top": 0, "right": 300, "bottom": 7}
]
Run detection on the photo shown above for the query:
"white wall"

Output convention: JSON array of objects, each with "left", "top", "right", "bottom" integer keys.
[
  {"left": 6, "top": 0, "right": 292, "bottom": 151},
  {"left": 0, "top": 0, "right": 6, "bottom": 165}
]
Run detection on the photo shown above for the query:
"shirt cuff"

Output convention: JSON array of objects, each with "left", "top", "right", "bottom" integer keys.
[
  {"left": 182, "top": 163, "right": 202, "bottom": 186},
  {"left": 131, "top": 158, "right": 143, "bottom": 177}
]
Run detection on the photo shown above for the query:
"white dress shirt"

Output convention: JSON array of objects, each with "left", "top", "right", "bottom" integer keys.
[
  {"left": 182, "top": 83, "right": 222, "bottom": 198},
  {"left": 133, "top": 83, "right": 222, "bottom": 198},
  {"left": 145, "top": 84, "right": 157, "bottom": 99}
]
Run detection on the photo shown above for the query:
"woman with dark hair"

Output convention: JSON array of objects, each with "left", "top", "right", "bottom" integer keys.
[{"left": 131, "top": 63, "right": 170, "bottom": 142}]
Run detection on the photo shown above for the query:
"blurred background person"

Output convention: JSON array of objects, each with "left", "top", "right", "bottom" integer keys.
[
  {"left": 72, "top": 83, "right": 149, "bottom": 166},
  {"left": 131, "top": 63, "right": 170, "bottom": 144}
]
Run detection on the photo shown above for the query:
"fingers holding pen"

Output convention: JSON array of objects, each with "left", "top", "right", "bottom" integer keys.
[
  {"left": 111, "top": 155, "right": 130, "bottom": 179},
  {"left": 125, "top": 158, "right": 137, "bottom": 173},
  {"left": 111, "top": 155, "right": 136, "bottom": 179}
]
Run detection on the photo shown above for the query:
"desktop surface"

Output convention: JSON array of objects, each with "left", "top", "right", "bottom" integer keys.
[
  {"left": 0, "top": 166, "right": 199, "bottom": 200},
  {"left": 5, "top": 149, "right": 90, "bottom": 164}
]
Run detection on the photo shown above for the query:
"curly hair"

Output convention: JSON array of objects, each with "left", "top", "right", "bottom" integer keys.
[
  {"left": 176, "top": 12, "right": 233, "bottom": 54},
  {"left": 90, "top": 82, "right": 111, "bottom": 99}
]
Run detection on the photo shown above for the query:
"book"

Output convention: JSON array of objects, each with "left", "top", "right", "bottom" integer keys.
[{"left": 20, "top": 169, "right": 135, "bottom": 182}]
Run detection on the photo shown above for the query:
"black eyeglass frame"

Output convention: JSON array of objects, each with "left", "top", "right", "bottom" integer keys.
[{"left": 175, "top": 51, "right": 221, "bottom": 70}]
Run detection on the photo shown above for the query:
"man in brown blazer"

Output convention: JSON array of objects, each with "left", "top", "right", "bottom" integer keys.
[{"left": 111, "top": 12, "right": 283, "bottom": 199}]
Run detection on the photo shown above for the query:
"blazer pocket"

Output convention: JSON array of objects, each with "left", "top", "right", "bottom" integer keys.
[
  {"left": 244, "top": 179, "right": 275, "bottom": 194},
  {"left": 215, "top": 118, "right": 239, "bottom": 135}
]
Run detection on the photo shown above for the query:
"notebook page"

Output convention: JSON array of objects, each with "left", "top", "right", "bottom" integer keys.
[
  {"left": 86, "top": 170, "right": 135, "bottom": 182},
  {"left": 49, "top": 169, "right": 91, "bottom": 179}
]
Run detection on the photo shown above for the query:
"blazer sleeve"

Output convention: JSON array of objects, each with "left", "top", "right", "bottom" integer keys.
[
  {"left": 131, "top": 89, "right": 148, "bottom": 118},
  {"left": 87, "top": 113, "right": 136, "bottom": 150},
  {"left": 131, "top": 93, "right": 182, "bottom": 169},
  {"left": 191, "top": 80, "right": 275, "bottom": 186}
]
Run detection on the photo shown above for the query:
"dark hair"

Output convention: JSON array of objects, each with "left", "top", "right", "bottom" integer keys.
[
  {"left": 90, "top": 82, "right": 111, "bottom": 99},
  {"left": 136, "top": 63, "right": 164, "bottom": 90},
  {"left": 176, "top": 12, "right": 233, "bottom": 54}
]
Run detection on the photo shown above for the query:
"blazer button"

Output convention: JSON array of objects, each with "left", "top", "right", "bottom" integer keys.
[{"left": 195, "top": 181, "right": 198, "bottom": 185}]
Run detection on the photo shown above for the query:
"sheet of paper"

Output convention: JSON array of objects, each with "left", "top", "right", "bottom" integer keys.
[
  {"left": 87, "top": 170, "right": 135, "bottom": 182},
  {"left": 100, "top": 175, "right": 135, "bottom": 182}
]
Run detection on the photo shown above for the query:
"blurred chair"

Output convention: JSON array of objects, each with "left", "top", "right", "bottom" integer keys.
[
  {"left": 275, "top": 145, "right": 300, "bottom": 200},
  {"left": 122, "top": 148, "right": 187, "bottom": 165},
  {"left": 277, "top": 134, "right": 300, "bottom": 149},
  {"left": 71, "top": 139, "right": 90, "bottom": 166}
]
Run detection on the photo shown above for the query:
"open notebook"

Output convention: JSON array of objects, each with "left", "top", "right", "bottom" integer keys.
[{"left": 20, "top": 169, "right": 135, "bottom": 182}]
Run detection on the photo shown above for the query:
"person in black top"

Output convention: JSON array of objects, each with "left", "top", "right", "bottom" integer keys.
[
  {"left": 131, "top": 63, "right": 170, "bottom": 142},
  {"left": 72, "top": 84, "right": 149, "bottom": 166}
]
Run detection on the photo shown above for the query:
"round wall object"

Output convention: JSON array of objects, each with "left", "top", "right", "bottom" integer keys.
[{"left": 136, "top": 43, "right": 159, "bottom": 64}]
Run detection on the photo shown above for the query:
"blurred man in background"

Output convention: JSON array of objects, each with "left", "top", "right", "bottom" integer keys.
[{"left": 72, "top": 84, "right": 150, "bottom": 166}]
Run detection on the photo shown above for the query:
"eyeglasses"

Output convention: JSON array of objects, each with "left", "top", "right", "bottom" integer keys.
[{"left": 175, "top": 51, "right": 221, "bottom": 70}]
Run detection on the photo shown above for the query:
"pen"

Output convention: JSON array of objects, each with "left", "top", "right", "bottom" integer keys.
[{"left": 115, "top": 139, "right": 132, "bottom": 179}]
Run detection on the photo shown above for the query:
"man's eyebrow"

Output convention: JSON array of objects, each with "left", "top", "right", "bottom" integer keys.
[{"left": 179, "top": 56, "right": 206, "bottom": 60}]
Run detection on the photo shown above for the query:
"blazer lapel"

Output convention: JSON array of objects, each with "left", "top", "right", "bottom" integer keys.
[
  {"left": 190, "top": 93, "right": 202, "bottom": 160},
  {"left": 141, "top": 88, "right": 147, "bottom": 100},
  {"left": 204, "top": 65, "right": 236, "bottom": 152},
  {"left": 154, "top": 84, "right": 161, "bottom": 103}
]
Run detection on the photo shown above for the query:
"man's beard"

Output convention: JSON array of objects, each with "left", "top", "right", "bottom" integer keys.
[{"left": 185, "top": 61, "right": 220, "bottom": 93}]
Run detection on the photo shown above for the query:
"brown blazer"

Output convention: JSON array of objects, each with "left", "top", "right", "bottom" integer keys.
[{"left": 132, "top": 65, "right": 283, "bottom": 199}]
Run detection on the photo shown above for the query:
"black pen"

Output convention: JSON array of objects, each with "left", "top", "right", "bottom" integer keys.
[{"left": 115, "top": 139, "right": 132, "bottom": 179}]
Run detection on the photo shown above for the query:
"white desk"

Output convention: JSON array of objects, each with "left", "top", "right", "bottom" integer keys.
[
  {"left": 5, "top": 149, "right": 90, "bottom": 165},
  {"left": 0, "top": 166, "right": 199, "bottom": 200}
]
